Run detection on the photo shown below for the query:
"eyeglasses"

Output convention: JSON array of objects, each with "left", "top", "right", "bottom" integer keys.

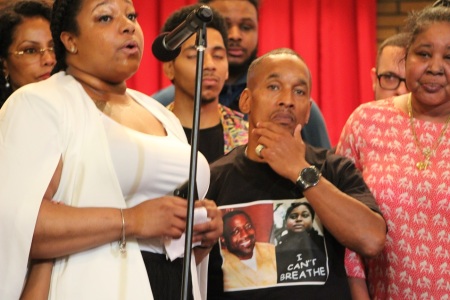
[
  {"left": 377, "top": 73, "right": 406, "bottom": 90},
  {"left": 10, "top": 47, "right": 54, "bottom": 60}
]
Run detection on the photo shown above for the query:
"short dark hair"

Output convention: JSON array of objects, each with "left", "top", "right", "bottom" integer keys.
[
  {"left": 161, "top": 3, "right": 229, "bottom": 59},
  {"left": 376, "top": 33, "right": 409, "bottom": 69},
  {"left": 222, "top": 210, "right": 253, "bottom": 233},
  {"left": 50, "top": 0, "right": 83, "bottom": 74},
  {"left": 0, "top": 0, "right": 52, "bottom": 103}
]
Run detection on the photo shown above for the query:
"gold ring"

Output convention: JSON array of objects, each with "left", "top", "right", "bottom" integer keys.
[{"left": 255, "top": 144, "right": 265, "bottom": 158}]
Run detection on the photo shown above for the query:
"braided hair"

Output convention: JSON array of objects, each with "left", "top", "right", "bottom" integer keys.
[
  {"left": 0, "top": 0, "right": 52, "bottom": 105},
  {"left": 50, "top": 0, "right": 82, "bottom": 74}
]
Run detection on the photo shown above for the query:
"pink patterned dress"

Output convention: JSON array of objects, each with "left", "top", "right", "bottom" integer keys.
[{"left": 337, "top": 97, "right": 450, "bottom": 300}]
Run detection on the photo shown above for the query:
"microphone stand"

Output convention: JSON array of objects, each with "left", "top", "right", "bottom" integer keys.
[{"left": 181, "top": 22, "right": 207, "bottom": 300}]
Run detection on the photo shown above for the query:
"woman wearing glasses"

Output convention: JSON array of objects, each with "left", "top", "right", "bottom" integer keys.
[
  {"left": 337, "top": 3, "right": 450, "bottom": 299},
  {"left": 0, "top": 0, "right": 56, "bottom": 107}
]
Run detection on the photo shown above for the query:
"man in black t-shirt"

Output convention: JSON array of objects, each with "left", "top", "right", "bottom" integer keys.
[{"left": 206, "top": 48, "right": 386, "bottom": 299}]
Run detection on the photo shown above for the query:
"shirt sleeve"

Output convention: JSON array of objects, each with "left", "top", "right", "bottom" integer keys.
[
  {"left": 335, "top": 106, "right": 364, "bottom": 170},
  {"left": 0, "top": 85, "right": 63, "bottom": 299},
  {"left": 344, "top": 248, "right": 366, "bottom": 279}
]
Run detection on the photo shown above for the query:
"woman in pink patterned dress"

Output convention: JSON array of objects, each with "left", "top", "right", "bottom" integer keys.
[{"left": 337, "top": 3, "right": 450, "bottom": 299}]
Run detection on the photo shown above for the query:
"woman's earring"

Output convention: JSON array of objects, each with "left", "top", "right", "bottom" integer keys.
[
  {"left": 5, "top": 75, "right": 10, "bottom": 89},
  {"left": 70, "top": 46, "right": 77, "bottom": 54}
]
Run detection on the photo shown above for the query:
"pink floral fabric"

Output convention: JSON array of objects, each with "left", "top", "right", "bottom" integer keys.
[{"left": 337, "top": 98, "right": 450, "bottom": 299}]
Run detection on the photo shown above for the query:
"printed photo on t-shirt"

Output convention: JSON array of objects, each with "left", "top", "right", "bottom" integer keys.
[{"left": 218, "top": 199, "right": 329, "bottom": 292}]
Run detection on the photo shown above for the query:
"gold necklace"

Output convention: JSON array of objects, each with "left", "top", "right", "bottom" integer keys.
[{"left": 407, "top": 93, "right": 450, "bottom": 170}]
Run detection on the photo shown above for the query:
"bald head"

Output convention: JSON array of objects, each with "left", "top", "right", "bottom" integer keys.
[{"left": 247, "top": 48, "right": 311, "bottom": 91}]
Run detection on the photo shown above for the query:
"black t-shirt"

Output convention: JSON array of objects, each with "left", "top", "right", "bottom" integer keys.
[
  {"left": 183, "top": 123, "right": 224, "bottom": 163},
  {"left": 206, "top": 145, "right": 381, "bottom": 300}
]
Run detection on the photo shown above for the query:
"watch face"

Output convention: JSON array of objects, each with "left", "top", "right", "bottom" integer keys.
[
  {"left": 303, "top": 168, "right": 319, "bottom": 183},
  {"left": 296, "top": 166, "right": 321, "bottom": 191}
]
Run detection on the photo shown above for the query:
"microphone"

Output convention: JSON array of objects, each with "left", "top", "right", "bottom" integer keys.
[{"left": 152, "top": 5, "right": 213, "bottom": 62}]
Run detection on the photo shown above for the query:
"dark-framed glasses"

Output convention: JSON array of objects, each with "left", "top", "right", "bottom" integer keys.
[
  {"left": 377, "top": 73, "right": 406, "bottom": 90},
  {"left": 10, "top": 47, "right": 54, "bottom": 60}
]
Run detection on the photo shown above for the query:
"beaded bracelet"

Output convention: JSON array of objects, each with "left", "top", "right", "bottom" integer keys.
[{"left": 119, "top": 208, "right": 126, "bottom": 253}]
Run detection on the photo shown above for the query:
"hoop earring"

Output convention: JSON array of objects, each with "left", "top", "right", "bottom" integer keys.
[{"left": 5, "top": 75, "right": 10, "bottom": 89}]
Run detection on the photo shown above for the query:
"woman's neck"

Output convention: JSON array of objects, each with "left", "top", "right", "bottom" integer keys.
[{"left": 66, "top": 66, "right": 128, "bottom": 101}]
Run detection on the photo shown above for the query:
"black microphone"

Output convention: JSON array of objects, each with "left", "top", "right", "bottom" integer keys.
[{"left": 152, "top": 5, "right": 213, "bottom": 62}]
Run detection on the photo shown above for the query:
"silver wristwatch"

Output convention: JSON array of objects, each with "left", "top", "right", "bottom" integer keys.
[{"left": 296, "top": 165, "right": 321, "bottom": 191}]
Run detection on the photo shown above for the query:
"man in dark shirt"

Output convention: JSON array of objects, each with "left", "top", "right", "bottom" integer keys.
[{"left": 206, "top": 48, "right": 386, "bottom": 299}]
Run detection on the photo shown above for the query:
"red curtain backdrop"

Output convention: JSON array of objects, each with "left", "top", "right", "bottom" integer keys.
[{"left": 128, "top": 0, "right": 376, "bottom": 145}]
